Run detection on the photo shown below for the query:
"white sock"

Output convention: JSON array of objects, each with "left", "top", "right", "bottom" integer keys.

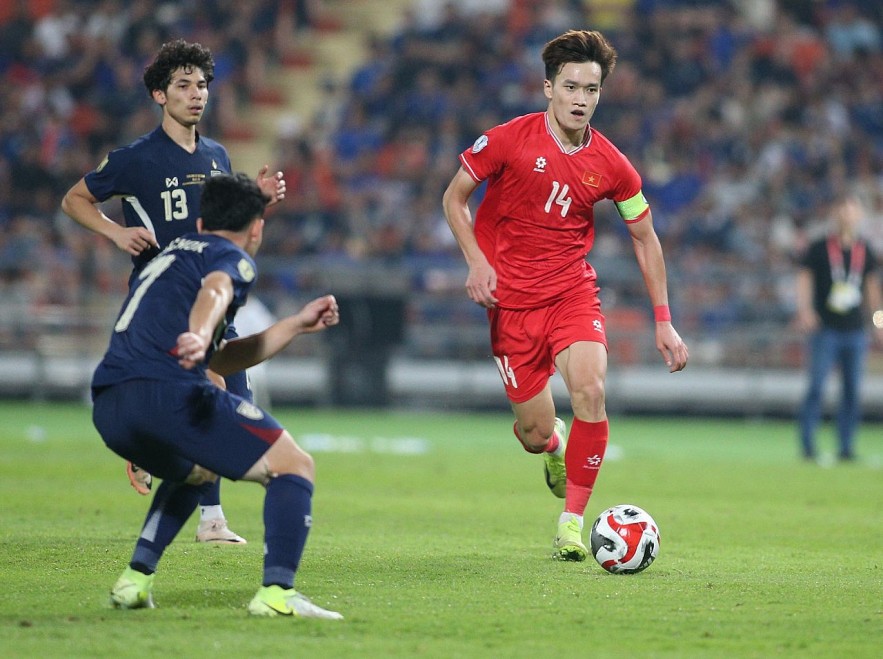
[
  {"left": 559, "top": 512, "right": 583, "bottom": 529},
  {"left": 200, "top": 505, "right": 224, "bottom": 522}
]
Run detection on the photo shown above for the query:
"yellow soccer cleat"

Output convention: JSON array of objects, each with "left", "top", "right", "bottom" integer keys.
[
  {"left": 110, "top": 566, "right": 155, "bottom": 609},
  {"left": 553, "top": 516, "right": 588, "bottom": 562},
  {"left": 543, "top": 417, "right": 567, "bottom": 498},
  {"left": 247, "top": 585, "right": 343, "bottom": 620}
]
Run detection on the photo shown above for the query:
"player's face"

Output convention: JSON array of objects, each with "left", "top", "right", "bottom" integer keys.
[
  {"left": 156, "top": 66, "right": 209, "bottom": 128},
  {"left": 544, "top": 61, "right": 603, "bottom": 141}
]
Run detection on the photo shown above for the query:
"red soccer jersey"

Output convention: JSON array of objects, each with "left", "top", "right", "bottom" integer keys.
[{"left": 459, "top": 111, "right": 645, "bottom": 309}]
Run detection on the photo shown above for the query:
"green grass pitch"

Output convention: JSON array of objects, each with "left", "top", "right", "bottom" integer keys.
[{"left": 0, "top": 401, "right": 880, "bottom": 657}]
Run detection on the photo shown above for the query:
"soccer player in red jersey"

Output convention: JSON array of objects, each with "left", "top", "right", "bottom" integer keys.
[{"left": 442, "top": 29, "right": 689, "bottom": 561}]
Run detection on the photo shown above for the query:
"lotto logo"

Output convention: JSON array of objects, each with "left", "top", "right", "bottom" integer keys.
[{"left": 593, "top": 319, "right": 603, "bottom": 332}]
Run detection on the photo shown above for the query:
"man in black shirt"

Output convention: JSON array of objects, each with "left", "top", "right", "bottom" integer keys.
[{"left": 795, "top": 194, "right": 883, "bottom": 462}]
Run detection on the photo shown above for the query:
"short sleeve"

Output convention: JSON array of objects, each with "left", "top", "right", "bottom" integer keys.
[
  {"left": 458, "top": 124, "right": 510, "bottom": 183},
  {"left": 84, "top": 147, "right": 133, "bottom": 202}
]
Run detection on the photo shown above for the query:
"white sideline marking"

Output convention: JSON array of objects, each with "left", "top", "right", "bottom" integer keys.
[{"left": 298, "top": 433, "right": 430, "bottom": 455}]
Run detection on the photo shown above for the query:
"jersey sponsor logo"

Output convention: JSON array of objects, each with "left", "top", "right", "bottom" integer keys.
[
  {"left": 471, "top": 135, "right": 488, "bottom": 153},
  {"left": 584, "top": 454, "right": 602, "bottom": 469},
  {"left": 165, "top": 177, "right": 179, "bottom": 187},
  {"left": 582, "top": 171, "right": 602, "bottom": 187},
  {"left": 533, "top": 157, "right": 547, "bottom": 173},
  {"left": 238, "top": 258, "right": 256, "bottom": 282},
  {"left": 236, "top": 400, "right": 264, "bottom": 420}
]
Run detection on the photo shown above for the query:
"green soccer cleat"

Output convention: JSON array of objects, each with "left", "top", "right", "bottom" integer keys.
[
  {"left": 110, "top": 566, "right": 155, "bottom": 609},
  {"left": 543, "top": 417, "right": 567, "bottom": 498},
  {"left": 247, "top": 585, "right": 343, "bottom": 620},
  {"left": 553, "top": 517, "right": 588, "bottom": 562}
]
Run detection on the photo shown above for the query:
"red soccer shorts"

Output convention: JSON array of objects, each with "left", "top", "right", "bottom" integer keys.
[{"left": 488, "top": 290, "right": 607, "bottom": 404}]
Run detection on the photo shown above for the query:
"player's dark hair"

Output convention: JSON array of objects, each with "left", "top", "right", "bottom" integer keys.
[
  {"left": 143, "top": 39, "right": 215, "bottom": 93},
  {"left": 200, "top": 173, "right": 267, "bottom": 232},
  {"left": 542, "top": 30, "right": 618, "bottom": 85}
]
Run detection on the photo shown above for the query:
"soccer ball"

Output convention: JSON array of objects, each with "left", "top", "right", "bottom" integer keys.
[{"left": 590, "top": 504, "right": 660, "bottom": 574}]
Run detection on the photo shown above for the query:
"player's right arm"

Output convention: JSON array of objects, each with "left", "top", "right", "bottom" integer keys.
[
  {"left": 442, "top": 167, "right": 498, "bottom": 309},
  {"left": 60, "top": 178, "right": 159, "bottom": 256},
  {"left": 175, "top": 270, "right": 234, "bottom": 369}
]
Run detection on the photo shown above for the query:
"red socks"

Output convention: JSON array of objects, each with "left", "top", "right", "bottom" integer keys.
[
  {"left": 564, "top": 418, "right": 608, "bottom": 515},
  {"left": 512, "top": 417, "right": 607, "bottom": 516}
]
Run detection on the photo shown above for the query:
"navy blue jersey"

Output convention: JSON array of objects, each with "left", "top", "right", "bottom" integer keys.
[
  {"left": 84, "top": 126, "right": 232, "bottom": 272},
  {"left": 92, "top": 233, "right": 256, "bottom": 389}
]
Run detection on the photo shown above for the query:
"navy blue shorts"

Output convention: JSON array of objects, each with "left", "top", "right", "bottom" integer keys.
[{"left": 92, "top": 379, "right": 284, "bottom": 482}]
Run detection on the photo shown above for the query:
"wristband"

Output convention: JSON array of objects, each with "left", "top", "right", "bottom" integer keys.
[
  {"left": 873, "top": 310, "right": 883, "bottom": 329},
  {"left": 653, "top": 305, "right": 671, "bottom": 322}
]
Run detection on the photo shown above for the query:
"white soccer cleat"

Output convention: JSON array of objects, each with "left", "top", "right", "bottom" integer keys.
[{"left": 196, "top": 518, "right": 247, "bottom": 544}]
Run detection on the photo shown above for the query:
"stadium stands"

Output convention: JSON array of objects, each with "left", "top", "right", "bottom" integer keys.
[{"left": 1, "top": 0, "right": 882, "bottom": 412}]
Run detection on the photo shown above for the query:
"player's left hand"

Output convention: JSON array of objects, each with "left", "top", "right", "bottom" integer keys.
[
  {"left": 295, "top": 295, "right": 340, "bottom": 333},
  {"left": 256, "top": 165, "right": 286, "bottom": 205},
  {"left": 655, "top": 323, "right": 688, "bottom": 373}
]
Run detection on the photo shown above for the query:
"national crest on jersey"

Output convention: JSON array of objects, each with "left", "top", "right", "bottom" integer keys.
[{"left": 457, "top": 112, "right": 644, "bottom": 309}]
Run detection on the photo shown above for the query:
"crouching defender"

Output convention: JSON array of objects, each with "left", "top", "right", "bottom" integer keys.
[{"left": 91, "top": 173, "right": 342, "bottom": 619}]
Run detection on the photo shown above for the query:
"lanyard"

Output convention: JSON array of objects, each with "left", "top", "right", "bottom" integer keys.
[{"left": 826, "top": 236, "right": 865, "bottom": 285}]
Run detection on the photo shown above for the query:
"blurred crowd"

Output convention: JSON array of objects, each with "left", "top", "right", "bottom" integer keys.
[
  {"left": 1, "top": 0, "right": 883, "bottom": 361},
  {"left": 0, "top": 0, "right": 318, "bottom": 310}
]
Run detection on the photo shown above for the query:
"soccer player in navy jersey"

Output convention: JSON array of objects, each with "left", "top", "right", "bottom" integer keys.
[
  {"left": 61, "top": 40, "right": 285, "bottom": 543},
  {"left": 94, "top": 172, "right": 343, "bottom": 618},
  {"left": 442, "top": 30, "right": 689, "bottom": 561}
]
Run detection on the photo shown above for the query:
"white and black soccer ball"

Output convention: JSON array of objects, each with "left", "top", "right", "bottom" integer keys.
[{"left": 590, "top": 504, "right": 660, "bottom": 574}]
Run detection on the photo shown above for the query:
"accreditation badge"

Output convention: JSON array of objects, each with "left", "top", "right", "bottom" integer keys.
[{"left": 827, "top": 281, "right": 861, "bottom": 314}]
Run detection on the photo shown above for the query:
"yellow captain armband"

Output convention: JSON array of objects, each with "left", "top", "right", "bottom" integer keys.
[{"left": 614, "top": 191, "right": 650, "bottom": 222}]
